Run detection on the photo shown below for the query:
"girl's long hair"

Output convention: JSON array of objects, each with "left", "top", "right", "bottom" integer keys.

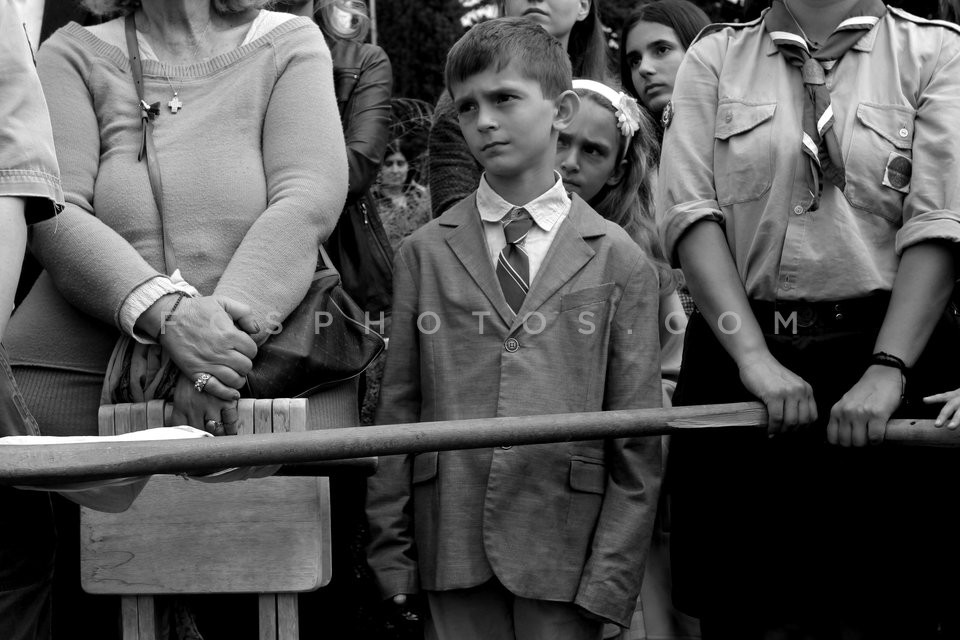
[
  {"left": 497, "top": 1, "right": 611, "bottom": 80},
  {"left": 575, "top": 88, "right": 674, "bottom": 288},
  {"left": 576, "top": 89, "right": 679, "bottom": 291}
]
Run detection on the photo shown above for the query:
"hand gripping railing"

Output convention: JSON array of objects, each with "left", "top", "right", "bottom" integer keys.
[{"left": 0, "top": 401, "right": 955, "bottom": 486}]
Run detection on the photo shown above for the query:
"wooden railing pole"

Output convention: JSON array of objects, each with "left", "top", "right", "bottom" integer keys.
[{"left": 2, "top": 402, "right": 957, "bottom": 486}]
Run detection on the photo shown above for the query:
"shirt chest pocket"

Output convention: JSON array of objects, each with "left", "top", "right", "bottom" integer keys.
[
  {"left": 843, "top": 103, "right": 915, "bottom": 224},
  {"left": 714, "top": 102, "right": 777, "bottom": 206}
]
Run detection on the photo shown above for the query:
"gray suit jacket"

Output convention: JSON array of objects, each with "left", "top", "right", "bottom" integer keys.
[{"left": 366, "top": 193, "right": 663, "bottom": 627}]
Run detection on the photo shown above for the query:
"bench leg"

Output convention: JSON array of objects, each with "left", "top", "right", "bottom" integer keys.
[
  {"left": 259, "top": 593, "right": 299, "bottom": 640},
  {"left": 121, "top": 596, "right": 156, "bottom": 640}
]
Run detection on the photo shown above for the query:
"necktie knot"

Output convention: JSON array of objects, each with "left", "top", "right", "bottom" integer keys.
[
  {"left": 503, "top": 208, "right": 533, "bottom": 245},
  {"left": 801, "top": 57, "right": 826, "bottom": 84}
]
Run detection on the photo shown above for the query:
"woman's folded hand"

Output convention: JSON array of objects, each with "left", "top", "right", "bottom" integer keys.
[
  {"left": 159, "top": 295, "right": 259, "bottom": 390},
  {"left": 170, "top": 374, "right": 241, "bottom": 435}
]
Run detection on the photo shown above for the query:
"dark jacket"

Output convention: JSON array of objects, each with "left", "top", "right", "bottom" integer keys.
[{"left": 328, "top": 37, "right": 393, "bottom": 201}]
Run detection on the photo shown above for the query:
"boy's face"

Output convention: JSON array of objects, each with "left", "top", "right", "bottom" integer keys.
[{"left": 451, "top": 63, "right": 561, "bottom": 180}]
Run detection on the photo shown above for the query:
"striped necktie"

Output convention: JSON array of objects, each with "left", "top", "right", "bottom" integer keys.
[
  {"left": 497, "top": 207, "right": 534, "bottom": 315},
  {"left": 764, "top": 0, "right": 886, "bottom": 210}
]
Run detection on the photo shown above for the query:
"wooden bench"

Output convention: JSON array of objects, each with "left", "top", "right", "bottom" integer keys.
[{"left": 80, "top": 399, "right": 329, "bottom": 640}]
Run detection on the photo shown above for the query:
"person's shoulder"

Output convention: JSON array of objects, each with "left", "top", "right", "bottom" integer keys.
[
  {"left": 37, "top": 20, "right": 118, "bottom": 72},
  {"left": 887, "top": 5, "right": 960, "bottom": 36},
  {"left": 260, "top": 14, "right": 326, "bottom": 54},
  {"left": 690, "top": 13, "right": 766, "bottom": 49},
  {"left": 882, "top": 7, "right": 960, "bottom": 65}
]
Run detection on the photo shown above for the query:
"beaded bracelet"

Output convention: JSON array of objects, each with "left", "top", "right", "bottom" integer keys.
[{"left": 155, "top": 292, "right": 187, "bottom": 341}]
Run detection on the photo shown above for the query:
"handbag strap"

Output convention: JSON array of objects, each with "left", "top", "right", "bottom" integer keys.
[{"left": 125, "top": 13, "right": 177, "bottom": 274}]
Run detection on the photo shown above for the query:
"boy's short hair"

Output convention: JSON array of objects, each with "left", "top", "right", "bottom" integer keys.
[{"left": 445, "top": 17, "right": 573, "bottom": 100}]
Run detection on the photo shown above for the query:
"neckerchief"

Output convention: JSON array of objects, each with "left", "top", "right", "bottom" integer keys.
[{"left": 764, "top": 0, "right": 886, "bottom": 210}]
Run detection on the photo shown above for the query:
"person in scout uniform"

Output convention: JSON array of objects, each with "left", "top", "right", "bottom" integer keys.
[{"left": 657, "top": 1, "right": 960, "bottom": 638}]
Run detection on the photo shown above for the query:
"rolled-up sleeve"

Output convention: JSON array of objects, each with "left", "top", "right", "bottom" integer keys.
[
  {"left": 896, "top": 32, "right": 960, "bottom": 253},
  {"left": 656, "top": 39, "right": 725, "bottom": 267},
  {"left": 0, "top": 0, "right": 63, "bottom": 223}
]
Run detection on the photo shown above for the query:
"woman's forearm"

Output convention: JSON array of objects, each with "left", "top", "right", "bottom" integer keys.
[
  {"left": 677, "top": 220, "right": 769, "bottom": 366},
  {"left": 874, "top": 242, "right": 955, "bottom": 366},
  {"left": 0, "top": 197, "right": 27, "bottom": 340}
]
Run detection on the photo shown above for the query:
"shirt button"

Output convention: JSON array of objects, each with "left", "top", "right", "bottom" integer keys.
[
  {"left": 899, "top": 127, "right": 909, "bottom": 138},
  {"left": 504, "top": 337, "right": 519, "bottom": 352},
  {"left": 725, "top": 113, "right": 733, "bottom": 123},
  {"left": 793, "top": 205, "right": 804, "bottom": 215}
]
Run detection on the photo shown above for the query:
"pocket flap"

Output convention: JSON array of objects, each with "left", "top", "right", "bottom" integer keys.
[
  {"left": 569, "top": 458, "right": 606, "bottom": 494},
  {"left": 715, "top": 102, "right": 777, "bottom": 140},
  {"left": 560, "top": 283, "right": 615, "bottom": 312},
  {"left": 856, "top": 104, "right": 914, "bottom": 149},
  {"left": 412, "top": 451, "right": 438, "bottom": 484}
]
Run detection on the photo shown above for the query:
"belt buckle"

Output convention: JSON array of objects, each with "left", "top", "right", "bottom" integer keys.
[{"left": 795, "top": 305, "right": 817, "bottom": 328}]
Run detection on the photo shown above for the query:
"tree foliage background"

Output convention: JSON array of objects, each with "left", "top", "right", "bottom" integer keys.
[{"left": 375, "top": 0, "right": 942, "bottom": 105}]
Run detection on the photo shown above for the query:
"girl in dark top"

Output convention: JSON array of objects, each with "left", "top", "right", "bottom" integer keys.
[{"left": 428, "top": 0, "right": 611, "bottom": 218}]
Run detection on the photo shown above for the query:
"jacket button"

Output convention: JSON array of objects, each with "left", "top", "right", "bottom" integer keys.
[{"left": 504, "top": 338, "right": 519, "bottom": 352}]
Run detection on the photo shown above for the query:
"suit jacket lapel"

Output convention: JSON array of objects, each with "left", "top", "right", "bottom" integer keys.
[
  {"left": 441, "top": 198, "right": 515, "bottom": 326},
  {"left": 512, "top": 196, "right": 606, "bottom": 330}
]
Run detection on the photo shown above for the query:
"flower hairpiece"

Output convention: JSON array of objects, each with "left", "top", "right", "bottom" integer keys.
[
  {"left": 572, "top": 79, "right": 642, "bottom": 140},
  {"left": 614, "top": 93, "right": 642, "bottom": 139}
]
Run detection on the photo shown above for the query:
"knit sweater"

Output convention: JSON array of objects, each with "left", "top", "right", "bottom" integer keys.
[{"left": 5, "top": 15, "right": 348, "bottom": 374}]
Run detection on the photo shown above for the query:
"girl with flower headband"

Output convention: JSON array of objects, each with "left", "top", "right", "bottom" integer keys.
[
  {"left": 557, "top": 78, "right": 692, "bottom": 640},
  {"left": 557, "top": 78, "right": 685, "bottom": 405}
]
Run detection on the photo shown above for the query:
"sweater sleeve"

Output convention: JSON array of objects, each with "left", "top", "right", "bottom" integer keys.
[
  {"left": 340, "top": 43, "right": 392, "bottom": 202},
  {"left": 30, "top": 32, "right": 166, "bottom": 330},
  {"left": 427, "top": 91, "right": 482, "bottom": 218},
  {"left": 213, "top": 25, "right": 348, "bottom": 342}
]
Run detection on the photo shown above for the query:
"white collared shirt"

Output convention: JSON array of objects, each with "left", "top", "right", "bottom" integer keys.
[{"left": 477, "top": 172, "right": 571, "bottom": 286}]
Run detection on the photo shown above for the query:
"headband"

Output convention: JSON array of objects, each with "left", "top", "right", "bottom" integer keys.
[{"left": 572, "top": 79, "right": 642, "bottom": 140}]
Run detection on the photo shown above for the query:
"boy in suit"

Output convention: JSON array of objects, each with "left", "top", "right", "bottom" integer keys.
[{"left": 366, "top": 17, "right": 663, "bottom": 640}]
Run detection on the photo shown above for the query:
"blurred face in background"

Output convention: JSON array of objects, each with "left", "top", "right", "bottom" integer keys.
[
  {"left": 624, "top": 20, "right": 685, "bottom": 116},
  {"left": 381, "top": 151, "right": 409, "bottom": 188},
  {"left": 502, "top": 0, "right": 590, "bottom": 46}
]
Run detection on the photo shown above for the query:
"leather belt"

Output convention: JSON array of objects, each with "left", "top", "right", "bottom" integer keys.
[{"left": 749, "top": 294, "right": 891, "bottom": 335}]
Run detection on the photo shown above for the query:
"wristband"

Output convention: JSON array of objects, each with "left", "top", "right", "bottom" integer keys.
[
  {"left": 155, "top": 292, "right": 187, "bottom": 341},
  {"left": 870, "top": 351, "right": 908, "bottom": 373},
  {"left": 870, "top": 351, "right": 908, "bottom": 401}
]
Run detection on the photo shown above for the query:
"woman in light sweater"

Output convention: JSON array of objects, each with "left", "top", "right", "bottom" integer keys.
[{"left": 3, "top": 0, "right": 348, "bottom": 635}]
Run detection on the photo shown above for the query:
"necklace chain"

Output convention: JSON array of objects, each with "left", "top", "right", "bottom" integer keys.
[{"left": 158, "top": 17, "right": 212, "bottom": 113}]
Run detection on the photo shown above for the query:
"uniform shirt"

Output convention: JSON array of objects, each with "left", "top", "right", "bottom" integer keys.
[
  {"left": 477, "top": 172, "right": 571, "bottom": 286},
  {"left": 657, "top": 8, "right": 960, "bottom": 301}
]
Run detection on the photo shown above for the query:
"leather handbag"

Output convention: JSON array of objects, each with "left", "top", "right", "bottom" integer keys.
[
  {"left": 244, "top": 246, "right": 384, "bottom": 398},
  {"left": 124, "top": 13, "right": 383, "bottom": 401}
]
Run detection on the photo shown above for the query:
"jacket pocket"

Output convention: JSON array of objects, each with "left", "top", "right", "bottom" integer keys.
[
  {"left": 568, "top": 457, "right": 606, "bottom": 494},
  {"left": 714, "top": 101, "right": 777, "bottom": 206},
  {"left": 560, "top": 283, "right": 615, "bottom": 312},
  {"left": 843, "top": 103, "right": 915, "bottom": 223},
  {"left": 412, "top": 451, "right": 439, "bottom": 484}
]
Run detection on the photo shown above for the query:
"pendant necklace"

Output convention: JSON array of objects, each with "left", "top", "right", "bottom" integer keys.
[{"left": 158, "top": 17, "right": 212, "bottom": 114}]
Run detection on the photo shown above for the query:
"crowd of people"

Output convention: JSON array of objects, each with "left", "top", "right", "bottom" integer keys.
[{"left": 3, "top": 0, "right": 960, "bottom": 639}]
